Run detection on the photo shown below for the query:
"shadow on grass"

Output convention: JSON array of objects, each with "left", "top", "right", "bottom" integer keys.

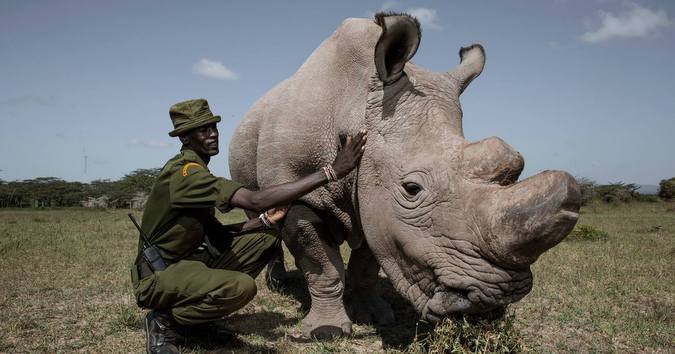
[
  {"left": 228, "top": 311, "right": 298, "bottom": 340},
  {"left": 265, "top": 269, "right": 310, "bottom": 311},
  {"left": 359, "top": 277, "right": 434, "bottom": 350},
  {"left": 266, "top": 268, "right": 433, "bottom": 349},
  {"left": 179, "top": 321, "right": 280, "bottom": 353}
]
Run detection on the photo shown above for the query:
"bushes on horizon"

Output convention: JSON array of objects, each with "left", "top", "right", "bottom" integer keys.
[
  {"left": 595, "top": 182, "right": 639, "bottom": 203},
  {"left": 573, "top": 177, "right": 663, "bottom": 204},
  {"left": 0, "top": 168, "right": 160, "bottom": 208},
  {"left": 658, "top": 177, "right": 675, "bottom": 201},
  {"left": 575, "top": 176, "right": 597, "bottom": 206},
  {"left": 635, "top": 194, "right": 660, "bottom": 203}
]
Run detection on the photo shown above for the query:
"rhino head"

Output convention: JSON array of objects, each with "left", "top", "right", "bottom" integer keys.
[{"left": 356, "top": 14, "right": 581, "bottom": 321}]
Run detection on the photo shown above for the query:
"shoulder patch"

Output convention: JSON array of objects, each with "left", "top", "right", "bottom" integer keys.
[{"left": 181, "top": 162, "right": 203, "bottom": 177}]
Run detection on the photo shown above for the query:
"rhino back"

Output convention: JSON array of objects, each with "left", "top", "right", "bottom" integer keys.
[
  {"left": 230, "top": 19, "right": 379, "bottom": 201},
  {"left": 229, "top": 18, "right": 382, "bottom": 245}
]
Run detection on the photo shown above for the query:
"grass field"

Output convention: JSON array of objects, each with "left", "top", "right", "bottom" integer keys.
[{"left": 0, "top": 202, "right": 673, "bottom": 353}]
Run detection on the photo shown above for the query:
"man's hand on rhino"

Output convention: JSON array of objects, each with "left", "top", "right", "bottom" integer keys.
[
  {"left": 265, "top": 206, "right": 288, "bottom": 224},
  {"left": 229, "top": 130, "right": 367, "bottom": 212},
  {"left": 332, "top": 130, "right": 368, "bottom": 178}
]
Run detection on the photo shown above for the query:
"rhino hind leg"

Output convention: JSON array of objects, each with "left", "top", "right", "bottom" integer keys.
[
  {"left": 281, "top": 204, "right": 352, "bottom": 339},
  {"left": 347, "top": 244, "right": 395, "bottom": 326}
]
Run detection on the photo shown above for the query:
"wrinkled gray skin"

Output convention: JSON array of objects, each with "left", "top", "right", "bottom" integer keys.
[{"left": 229, "top": 13, "right": 580, "bottom": 338}]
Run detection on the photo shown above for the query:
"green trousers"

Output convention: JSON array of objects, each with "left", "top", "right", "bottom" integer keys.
[{"left": 133, "top": 230, "right": 280, "bottom": 326}]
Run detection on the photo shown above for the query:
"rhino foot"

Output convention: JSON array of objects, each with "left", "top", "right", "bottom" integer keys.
[{"left": 301, "top": 309, "right": 352, "bottom": 339}]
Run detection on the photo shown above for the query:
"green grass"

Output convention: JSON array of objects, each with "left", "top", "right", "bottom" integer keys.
[
  {"left": 405, "top": 309, "right": 522, "bottom": 353},
  {"left": 0, "top": 202, "right": 673, "bottom": 353},
  {"left": 566, "top": 224, "right": 609, "bottom": 242},
  {"left": 513, "top": 201, "right": 675, "bottom": 353}
]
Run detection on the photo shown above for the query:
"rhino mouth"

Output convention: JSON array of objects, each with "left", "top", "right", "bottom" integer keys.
[
  {"left": 392, "top": 238, "right": 532, "bottom": 322},
  {"left": 420, "top": 274, "right": 531, "bottom": 322},
  {"left": 421, "top": 287, "right": 492, "bottom": 322}
]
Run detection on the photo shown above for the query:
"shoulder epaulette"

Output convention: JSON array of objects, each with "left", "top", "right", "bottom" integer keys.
[{"left": 181, "top": 162, "right": 203, "bottom": 177}]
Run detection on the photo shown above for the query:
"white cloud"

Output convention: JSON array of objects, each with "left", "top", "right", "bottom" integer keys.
[
  {"left": 367, "top": 3, "right": 442, "bottom": 30},
  {"left": 193, "top": 58, "right": 239, "bottom": 80},
  {"left": 381, "top": 1, "right": 397, "bottom": 11},
  {"left": 128, "top": 139, "right": 170, "bottom": 149},
  {"left": 406, "top": 7, "right": 442, "bottom": 30},
  {"left": 548, "top": 41, "right": 561, "bottom": 50},
  {"left": 580, "top": 3, "right": 672, "bottom": 43}
]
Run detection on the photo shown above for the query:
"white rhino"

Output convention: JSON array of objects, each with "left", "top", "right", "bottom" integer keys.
[{"left": 229, "top": 12, "right": 580, "bottom": 338}]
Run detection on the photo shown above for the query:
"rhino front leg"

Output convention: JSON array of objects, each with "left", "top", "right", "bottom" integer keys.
[
  {"left": 347, "top": 243, "right": 395, "bottom": 325},
  {"left": 282, "top": 204, "right": 352, "bottom": 339}
]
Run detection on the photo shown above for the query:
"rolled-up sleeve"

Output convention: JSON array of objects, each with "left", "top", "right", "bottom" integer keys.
[{"left": 169, "top": 164, "right": 243, "bottom": 212}]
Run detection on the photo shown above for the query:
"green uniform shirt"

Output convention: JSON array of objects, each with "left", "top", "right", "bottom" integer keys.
[{"left": 139, "top": 148, "right": 243, "bottom": 263}]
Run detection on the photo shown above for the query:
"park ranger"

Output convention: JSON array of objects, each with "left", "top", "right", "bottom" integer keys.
[{"left": 131, "top": 98, "right": 367, "bottom": 354}]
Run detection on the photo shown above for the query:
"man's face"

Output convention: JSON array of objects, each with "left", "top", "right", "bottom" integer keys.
[{"left": 182, "top": 123, "right": 219, "bottom": 156}]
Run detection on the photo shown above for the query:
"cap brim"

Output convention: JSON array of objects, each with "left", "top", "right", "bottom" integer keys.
[{"left": 168, "top": 116, "right": 221, "bottom": 137}]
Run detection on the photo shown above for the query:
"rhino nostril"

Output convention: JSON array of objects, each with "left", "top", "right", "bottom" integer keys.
[
  {"left": 492, "top": 168, "right": 521, "bottom": 186},
  {"left": 448, "top": 287, "right": 470, "bottom": 298}
]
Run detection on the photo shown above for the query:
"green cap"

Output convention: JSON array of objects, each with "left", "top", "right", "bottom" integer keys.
[{"left": 168, "top": 98, "right": 221, "bottom": 137}]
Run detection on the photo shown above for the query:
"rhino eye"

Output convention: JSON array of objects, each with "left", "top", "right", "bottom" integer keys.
[{"left": 402, "top": 182, "right": 422, "bottom": 196}]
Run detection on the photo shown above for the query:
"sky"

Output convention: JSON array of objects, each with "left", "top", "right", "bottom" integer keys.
[{"left": 1, "top": 0, "right": 674, "bottom": 185}]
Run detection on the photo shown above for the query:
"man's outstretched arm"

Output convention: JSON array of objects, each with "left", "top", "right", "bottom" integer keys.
[
  {"left": 230, "top": 130, "right": 367, "bottom": 211},
  {"left": 206, "top": 206, "right": 288, "bottom": 235}
]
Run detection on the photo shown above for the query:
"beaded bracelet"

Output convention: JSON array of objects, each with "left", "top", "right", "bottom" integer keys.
[
  {"left": 323, "top": 165, "right": 338, "bottom": 182},
  {"left": 259, "top": 212, "right": 273, "bottom": 228}
]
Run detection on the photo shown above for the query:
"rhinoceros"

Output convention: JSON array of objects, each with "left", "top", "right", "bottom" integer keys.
[{"left": 229, "top": 12, "right": 580, "bottom": 338}]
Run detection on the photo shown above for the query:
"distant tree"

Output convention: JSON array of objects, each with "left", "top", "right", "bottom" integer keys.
[
  {"left": 84, "top": 179, "right": 124, "bottom": 207},
  {"left": 595, "top": 182, "right": 639, "bottom": 203},
  {"left": 0, "top": 179, "right": 10, "bottom": 208},
  {"left": 88, "top": 179, "right": 121, "bottom": 197},
  {"left": 13, "top": 177, "right": 87, "bottom": 207},
  {"left": 0, "top": 167, "right": 161, "bottom": 209},
  {"left": 0, "top": 180, "right": 28, "bottom": 207},
  {"left": 119, "top": 168, "right": 161, "bottom": 195},
  {"left": 659, "top": 177, "right": 675, "bottom": 201},
  {"left": 22, "top": 177, "right": 59, "bottom": 207},
  {"left": 575, "top": 176, "right": 596, "bottom": 206}
]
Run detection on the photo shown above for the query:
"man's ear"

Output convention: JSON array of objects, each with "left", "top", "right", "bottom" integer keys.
[{"left": 179, "top": 135, "right": 190, "bottom": 146}]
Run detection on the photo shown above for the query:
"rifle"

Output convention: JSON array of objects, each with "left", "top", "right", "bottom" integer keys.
[{"left": 128, "top": 213, "right": 167, "bottom": 272}]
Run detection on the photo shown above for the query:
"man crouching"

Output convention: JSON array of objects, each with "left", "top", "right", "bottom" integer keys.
[{"left": 131, "top": 98, "right": 367, "bottom": 353}]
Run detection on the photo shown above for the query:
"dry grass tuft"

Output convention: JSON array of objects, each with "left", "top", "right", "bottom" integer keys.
[
  {"left": 405, "top": 308, "right": 522, "bottom": 353},
  {"left": 566, "top": 224, "right": 609, "bottom": 242}
]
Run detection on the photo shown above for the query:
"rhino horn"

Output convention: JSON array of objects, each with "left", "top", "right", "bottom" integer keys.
[
  {"left": 461, "top": 137, "right": 524, "bottom": 186},
  {"left": 374, "top": 12, "right": 421, "bottom": 85},
  {"left": 481, "top": 171, "right": 581, "bottom": 268},
  {"left": 451, "top": 44, "right": 486, "bottom": 94}
]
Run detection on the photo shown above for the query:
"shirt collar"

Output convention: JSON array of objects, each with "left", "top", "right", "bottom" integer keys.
[{"left": 180, "top": 148, "right": 208, "bottom": 168}]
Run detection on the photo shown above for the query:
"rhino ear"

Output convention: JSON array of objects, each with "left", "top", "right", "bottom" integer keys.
[
  {"left": 452, "top": 44, "right": 485, "bottom": 94},
  {"left": 374, "top": 12, "right": 421, "bottom": 85}
]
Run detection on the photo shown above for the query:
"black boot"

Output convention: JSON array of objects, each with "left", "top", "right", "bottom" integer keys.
[
  {"left": 145, "top": 309, "right": 179, "bottom": 354},
  {"left": 265, "top": 246, "right": 287, "bottom": 291}
]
